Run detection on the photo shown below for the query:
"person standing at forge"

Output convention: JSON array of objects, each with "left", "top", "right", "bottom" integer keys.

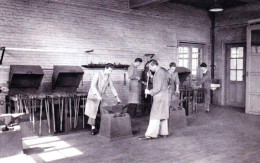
[
  {"left": 85, "top": 63, "right": 121, "bottom": 135},
  {"left": 141, "top": 62, "right": 153, "bottom": 115},
  {"left": 168, "top": 62, "right": 180, "bottom": 101},
  {"left": 127, "top": 58, "right": 143, "bottom": 118},
  {"left": 196, "top": 62, "right": 211, "bottom": 112},
  {"left": 139, "top": 59, "right": 169, "bottom": 140}
]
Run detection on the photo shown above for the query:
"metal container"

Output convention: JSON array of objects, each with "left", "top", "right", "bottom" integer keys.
[
  {"left": 9, "top": 65, "right": 44, "bottom": 96},
  {"left": 9, "top": 65, "right": 44, "bottom": 88},
  {"left": 52, "top": 66, "right": 84, "bottom": 92}
]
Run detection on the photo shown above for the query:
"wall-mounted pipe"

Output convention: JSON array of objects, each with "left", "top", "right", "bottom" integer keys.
[{"left": 209, "top": 13, "right": 215, "bottom": 79}]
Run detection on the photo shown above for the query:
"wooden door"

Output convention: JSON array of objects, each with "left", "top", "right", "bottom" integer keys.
[
  {"left": 226, "top": 44, "right": 246, "bottom": 107},
  {"left": 246, "top": 23, "right": 260, "bottom": 115}
]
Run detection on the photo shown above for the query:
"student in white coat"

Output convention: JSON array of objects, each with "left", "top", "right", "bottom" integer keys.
[{"left": 84, "top": 63, "right": 121, "bottom": 135}]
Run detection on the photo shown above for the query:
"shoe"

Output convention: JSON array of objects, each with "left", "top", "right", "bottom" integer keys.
[
  {"left": 205, "top": 110, "right": 209, "bottom": 113},
  {"left": 158, "top": 135, "right": 168, "bottom": 138},
  {"left": 138, "top": 136, "right": 152, "bottom": 140},
  {"left": 91, "top": 129, "right": 96, "bottom": 135}
]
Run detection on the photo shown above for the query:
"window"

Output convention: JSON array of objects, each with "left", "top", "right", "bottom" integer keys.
[
  {"left": 252, "top": 46, "right": 260, "bottom": 53},
  {"left": 178, "top": 44, "right": 204, "bottom": 77},
  {"left": 178, "top": 47, "right": 189, "bottom": 68},
  {"left": 230, "top": 47, "right": 244, "bottom": 81}
]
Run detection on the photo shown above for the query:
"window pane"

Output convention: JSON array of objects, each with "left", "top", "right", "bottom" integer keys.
[
  {"left": 237, "top": 47, "right": 244, "bottom": 58},
  {"left": 192, "top": 59, "right": 198, "bottom": 69},
  {"left": 230, "top": 70, "right": 236, "bottom": 81},
  {"left": 237, "top": 59, "right": 243, "bottom": 70},
  {"left": 179, "top": 47, "right": 183, "bottom": 53},
  {"left": 257, "top": 46, "right": 260, "bottom": 53},
  {"left": 183, "top": 47, "right": 189, "bottom": 53},
  {"left": 183, "top": 59, "right": 188, "bottom": 68},
  {"left": 183, "top": 53, "right": 189, "bottom": 58},
  {"left": 230, "top": 59, "right": 237, "bottom": 69},
  {"left": 179, "top": 59, "right": 183, "bottom": 67},
  {"left": 192, "top": 53, "right": 199, "bottom": 58},
  {"left": 192, "top": 70, "right": 197, "bottom": 76},
  {"left": 192, "top": 48, "right": 199, "bottom": 53},
  {"left": 252, "top": 46, "right": 257, "bottom": 53},
  {"left": 231, "top": 48, "right": 237, "bottom": 58},
  {"left": 237, "top": 70, "right": 243, "bottom": 81}
]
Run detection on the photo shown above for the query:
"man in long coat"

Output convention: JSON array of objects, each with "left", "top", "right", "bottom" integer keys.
[
  {"left": 127, "top": 58, "right": 142, "bottom": 118},
  {"left": 139, "top": 59, "right": 169, "bottom": 140},
  {"left": 85, "top": 63, "right": 121, "bottom": 135},
  {"left": 196, "top": 62, "right": 211, "bottom": 112}
]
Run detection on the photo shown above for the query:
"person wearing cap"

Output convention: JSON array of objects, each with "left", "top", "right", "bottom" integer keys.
[
  {"left": 84, "top": 63, "right": 121, "bottom": 135},
  {"left": 168, "top": 62, "right": 180, "bottom": 102},
  {"left": 127, "top": 58, "right": 143, "bottom": 118},
  {"left": 196, "top": 62, "right": 211, "bottom": 112},
  {"left": 139, "top": 59, "right": 169, "bottom": 140}
]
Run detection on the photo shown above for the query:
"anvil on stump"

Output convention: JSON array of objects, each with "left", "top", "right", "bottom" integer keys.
[
  {"left": 98, "top": 104, "right": 133, "bottom": 141},
  {"left": 168, "top": 96, "right": 187, "bottom": 132},
  {"left": 0, "top": 113, "right": 24, "bottom": 158},
  {"left": 0, "top": 113, "right": 25, "bottom": 131}
]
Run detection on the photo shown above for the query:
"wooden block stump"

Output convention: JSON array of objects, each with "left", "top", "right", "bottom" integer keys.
[
  {"left": 99, "top": 113, "right": 133, "bottom": 141},
  {"left": 169, "top": 108, "right": 187, "bottom": 132},
  {"left": 0, "top": 125, "right": 23, "bottom": 158}
]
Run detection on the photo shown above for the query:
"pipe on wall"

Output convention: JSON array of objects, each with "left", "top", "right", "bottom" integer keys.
[{"left": 209, "top": 12, "right": 215, "bottom": 79}]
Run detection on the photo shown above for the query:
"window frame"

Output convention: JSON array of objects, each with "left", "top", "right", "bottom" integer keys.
[
  {"left": 229, "top": 47, "right": 244, "bottom": 82},
  {"left": 178, "top": 43, "right": 205, "bottom": 78}
]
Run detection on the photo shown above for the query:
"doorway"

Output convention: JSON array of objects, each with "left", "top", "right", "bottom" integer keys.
[
  {"left": 245, "top": 22, "right": 260, "bottom": 115},
  {"left": 225, "top": 44, "right": 246, "bottom": 108}
]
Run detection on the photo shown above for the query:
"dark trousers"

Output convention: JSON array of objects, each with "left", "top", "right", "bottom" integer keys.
[
  {"left": 204, "top": 89, "right": 210, "bottom": 111},
  {"left": 142, "top": 95, "right": 152, "bottom": 114},
  {"left": 127, "top": 103, "right": 137, "bottom": 118}
]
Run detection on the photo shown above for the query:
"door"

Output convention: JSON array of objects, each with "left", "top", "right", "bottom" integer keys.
[
  {"left": 226, "top": 44, "right": 246, "bottom": 107},
  {"left": 246, "top": 23, "right": 260, "bottom": 115}
]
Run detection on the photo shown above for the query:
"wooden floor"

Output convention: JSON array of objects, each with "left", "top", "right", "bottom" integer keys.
[{"left": 1, "top": 106, "right": 260, "bottom": 163}]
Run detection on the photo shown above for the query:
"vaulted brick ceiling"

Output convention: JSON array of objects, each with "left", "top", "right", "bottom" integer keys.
[
  {"left": 169, "top": 0, "right": 260, "bottom": 10},
  {"left": 129, "top": 0, "right": 260, "bottom": 10}
]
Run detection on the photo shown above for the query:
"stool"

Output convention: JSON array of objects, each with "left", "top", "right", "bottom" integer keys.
[
  {"left": 99, "top": 113, "right": 133, "bottom": 140},
  {"left": 0, "top": 125, "right": 23, "bottom": 157}
]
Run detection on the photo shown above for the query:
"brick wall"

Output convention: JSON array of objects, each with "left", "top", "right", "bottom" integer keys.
[
  {"left": 214, "top": 4, "right": 260, "bottom": 105},
  {"left": 0, "top": 0, "right": 210, "bottom": 102}
]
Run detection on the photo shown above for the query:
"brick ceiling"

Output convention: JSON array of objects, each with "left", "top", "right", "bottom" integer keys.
[{"left": 169, "top": 0, "right": 260, "bottom": 10}]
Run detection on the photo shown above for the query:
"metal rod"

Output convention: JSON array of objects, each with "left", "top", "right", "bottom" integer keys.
[
  {"left": 145, "top": 73, "right": 150, "bottom": 98},
  {"left": 45, "top": 99, "right": 51, "bottom": 133},
  {"left": 39, "top": 99, "right": 43, "bottom": 135},
  {"left": 82, "top": 97, "right": 85, "bottom": 129},
  {"left": 58, "top": 97, "right": 61, "bottom": 131},
  {"left": 60, "top": 97, "right": 64, "bottom": 131},
  {"left": 51, "top": 98, "right": 56, "bottom": 132},
  {"left": 74, "top": 97, "right": 77, "bottom": 128},
  {"left": 32, "top": 99, "right": 35, "bottom": 132},
  {"left": 69, "top": 98, "right": 72, "bottom": 129}
]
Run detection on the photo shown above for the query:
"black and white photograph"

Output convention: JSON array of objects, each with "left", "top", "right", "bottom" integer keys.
[{"left": 0, "top": 0, "right": 260, "bottom": 162}]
